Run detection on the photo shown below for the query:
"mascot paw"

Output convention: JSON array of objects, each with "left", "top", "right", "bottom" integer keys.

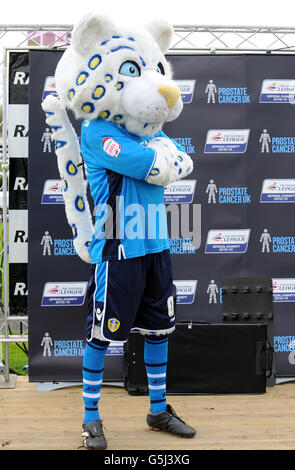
[
  {"left": 41, "top": 94, "right": 62, "bottom": 115},
  {"left": 74, "top": 242, "right": 91, "bottom": 264},
  {"left": 41, "top": 95, "right": 70, "bottom": 137},
  {"left": 176, "top": 151, "right": 194, "bottom": 178},
  {"left": 146, "top": 137, "right": 193, "bottom": 186}
]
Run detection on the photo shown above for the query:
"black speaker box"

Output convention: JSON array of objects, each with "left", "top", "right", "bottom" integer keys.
[{"left": 124, "top": 323, "right": 272, "bottom": 395}]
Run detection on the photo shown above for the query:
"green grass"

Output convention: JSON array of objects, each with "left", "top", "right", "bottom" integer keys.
[
  {"left": 1, "top": 341, "right": 28, "bottom": 375},
  {"left": 0, "top": 222, "right": 28, "bottom": 375},
  {"left": 0, "top": 222, "right": 4, "bottom": 302}
]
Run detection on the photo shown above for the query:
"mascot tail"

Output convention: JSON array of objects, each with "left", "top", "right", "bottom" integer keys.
[{"left": 41, "top": 94, "right": 93, "bottom": 263}]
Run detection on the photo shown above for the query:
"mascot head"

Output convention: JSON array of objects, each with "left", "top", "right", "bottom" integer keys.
[{"left": 55, "top": 12, "right": 183, "bottom": 136}]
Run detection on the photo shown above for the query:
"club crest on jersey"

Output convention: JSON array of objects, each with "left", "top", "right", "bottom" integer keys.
[
  {"left": 108, "top": 318, "right": 120, "bottom": 332},
  {"left": 102, "top": 137, "right": 121, "bottom": 157}
]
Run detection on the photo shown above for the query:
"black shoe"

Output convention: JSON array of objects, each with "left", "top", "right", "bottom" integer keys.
[
  {"left": 81, "top": 419, "right": 107, "bottom": 450},
  {"left": 147, "top": 404, "right": 196, "bottom": 438}
]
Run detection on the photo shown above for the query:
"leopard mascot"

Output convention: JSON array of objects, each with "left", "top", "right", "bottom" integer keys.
[{"left": 42, "top": 12, "right": 196, "bottom": 450}]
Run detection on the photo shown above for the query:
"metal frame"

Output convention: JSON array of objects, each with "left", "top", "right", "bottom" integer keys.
[
  {"left": 0, "top": 47, "right": 29, "bottom": 386},
  {"left": 1, "top": 23, "right": 295, "bottom": 386},
  {"left": 171, "top": 25, "right": 295, "bottom": 53},
  {"left": 1, "top": 24, "right": 295, "bottom": 54}
]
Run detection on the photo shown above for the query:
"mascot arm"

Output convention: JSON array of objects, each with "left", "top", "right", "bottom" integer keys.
[
  {"left": 156, "top": 130, "right": 186, "bottom": 153},
  {"left": 42, "top": 95, "right": 93, "bottom": 264},
  {"left": 83, "top": 121, "right": 157, "bottom": 181},
  {"left": 145, "top": 136, "right": 193, "bottom": 186}
]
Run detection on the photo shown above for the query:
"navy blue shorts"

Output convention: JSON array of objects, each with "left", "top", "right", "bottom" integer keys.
[{"left": 85, "top": 250, "right": 175, "bottom": 342}]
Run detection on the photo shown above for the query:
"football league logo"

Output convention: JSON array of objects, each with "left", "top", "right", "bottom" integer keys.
[
  {"left": 204, "top": 129, "right": 250, "bottom": 154},
  {"left": 260, "top": 80, "right": 295, "bottom": 103},
  {"left": 42, "top": 76, "right": 58, "bottom": 101},
  {"left": 175, "top": 80, "right": 196, "bottom": 104},
  {"left": 260, "top": 179, "right": 295, "bottom": 202},
  {"left": 205, "top": 229, "right": 251, "bottom": 254}
]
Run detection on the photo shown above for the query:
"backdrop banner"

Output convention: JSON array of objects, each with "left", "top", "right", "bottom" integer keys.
[
  {"left": 27, "top": 49, "right": 295, "bottom": 381},
  {"left": 8, "top": 51, "right": 29, "bottom": 315}
]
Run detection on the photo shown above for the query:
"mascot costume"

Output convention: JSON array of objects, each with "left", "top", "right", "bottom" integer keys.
[{"left": 42, "top": 12, "right": 196, "bottom": 450}]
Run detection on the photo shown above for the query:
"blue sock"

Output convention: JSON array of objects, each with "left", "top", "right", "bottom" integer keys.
[
  {"left": 144, "top": 335, "right": 168, "bottom": 414},
  {"left": 82, "top": 339, "right": 109, "bottom": 423}
]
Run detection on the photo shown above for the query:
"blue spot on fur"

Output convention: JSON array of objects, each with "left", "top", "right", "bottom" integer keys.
[
  {"left": 92, "top": 86, "right": 106, "bottom": 101},
  {"left": 55, "top": 140, "right": 67, "bottom": 149},
  {"left": 66, "top": 160, "right": 78, "bottom": 175},
  {"left": 116, "top": 82, "right": 124, "bottom": 91},
  {"left": 68, "top": 88, "right": 75, "bottom": 100},
  {"left": 71, "top": 224, "right": 78, "bottom": 239},
  {"left": 88, "top": 54, "right": 102, "bottom": 70},
  {"left": 76, "top": 71, "right": 89, "bottom": 86},
  {"left": 75, "top": 196, "right": 85, "bottom": 212},
  {"left": 99, "top": 110, "right": 111, "bottom": 119},
  {"left": 82, "top": 102, "right": 95, "bottom": 113},
  {"left": 62, "top": 179, "right": 68, "bottom": 192},
  {"left": 50, "top": 125, "right": 61, "bottom": 132}
]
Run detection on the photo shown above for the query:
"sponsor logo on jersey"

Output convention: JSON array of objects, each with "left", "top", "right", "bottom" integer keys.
[
  {"left": 164, "top": 179, "right": 196, "bottom": 204},
  {"left": 204, "top": 129, "right": 250, "bottom": 153},
  {"left": 41, "top": 282, "right": 87, "bottom": 306},
  {"left": 260, "top": 179, "right": 295, "bottom": 202},
  {"left": 102, "top": 137, "right": 121, "bottom": 157},
  {"left": 175, "top": 80, "right": 196, "bottom": 104},
  {"left": 260, "top": 80, "right": 295, "bottom": 103},
  {"left": 205, "top": 229, "right": 251, "bottom": 254}
]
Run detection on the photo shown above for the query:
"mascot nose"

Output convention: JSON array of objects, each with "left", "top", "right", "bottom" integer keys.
[{"left": 158, "top": 85, "right": 181, "bottom": 108}]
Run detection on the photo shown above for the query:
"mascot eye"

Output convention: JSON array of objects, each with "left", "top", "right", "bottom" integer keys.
[
  {"left": 157, "top": 63, "right": 165, "bottom": 75},
  {"left": 119, "top": 61, "right": 141, "bottom": 77}
]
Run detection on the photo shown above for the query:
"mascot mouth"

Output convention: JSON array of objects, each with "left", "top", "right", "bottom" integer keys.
[
  {"left": 120, "top": 72, "right": 183, "bottom": 127},
  {"left": 124, "top": 105, "right": 169, "bottom": 125},
  {"left": 121, "top": 93, "right": 183, "bottom": 127}
]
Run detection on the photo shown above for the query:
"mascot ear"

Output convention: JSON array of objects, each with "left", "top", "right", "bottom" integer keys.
[
  {"left": 71, "top": 12, "right": 115, "bottom": 55},
  {"left": 145, "top": 20, "right": 174, "bottom": 53}
]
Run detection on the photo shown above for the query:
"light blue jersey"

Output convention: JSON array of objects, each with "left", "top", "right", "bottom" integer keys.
[{"left": 81, "top": 119, "right": 184, "bottom": 263}]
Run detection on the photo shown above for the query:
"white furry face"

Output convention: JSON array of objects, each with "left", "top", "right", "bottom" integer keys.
[{"left": 55, "top": 14, "right": 183, "bottom": 136}]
